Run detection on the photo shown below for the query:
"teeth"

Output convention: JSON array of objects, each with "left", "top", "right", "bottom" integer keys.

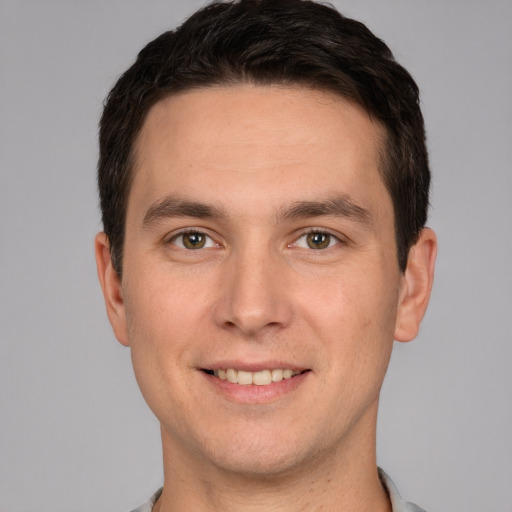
[
  {"left": 271, "top": 369, "right": 283, "bottom": 382},
  {"left": 226, "top": 368, "right": 237, "bottom": 384},
  {"left": 237, "top": 370, "right": 253, "bottom": 385},
  {"left": 214, "top": 368, "right": 302, "bottom": 385},
  {"left": 253, "top": 370, "right": 272, "bottom": 385}
]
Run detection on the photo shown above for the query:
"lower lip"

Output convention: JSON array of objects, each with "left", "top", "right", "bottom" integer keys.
[{"left": 201, "top": 371, "right": 310, "bottom": 404}]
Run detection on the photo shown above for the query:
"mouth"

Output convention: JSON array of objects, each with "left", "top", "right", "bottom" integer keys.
[{"left": 201, "top": 368, "right": 310, "bottom": 386}]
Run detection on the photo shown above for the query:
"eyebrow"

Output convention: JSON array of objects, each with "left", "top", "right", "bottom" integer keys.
[
  {"left": 278, "top": 195, "right": 373, "bottom": 227},
  {"left": 141, "top": 194, "right": 372, "bottom": 229},
  {"left": 142, "top": 195, "right": 226, "bottom": 228}
]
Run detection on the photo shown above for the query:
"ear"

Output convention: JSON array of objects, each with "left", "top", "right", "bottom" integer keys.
[
  {"left": 95, "top": 232, "right": 130, "bottom": 346},
  {"left": 394, "top": 228, "right": 437, "bottom": 342}
]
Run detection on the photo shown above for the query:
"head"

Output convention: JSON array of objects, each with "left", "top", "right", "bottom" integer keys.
[
  {"left": 98, "top": 0, "right": 430, "bottom": 276},
  {"left": 95, "top": 0, "right": 436, "bottom": 487}
]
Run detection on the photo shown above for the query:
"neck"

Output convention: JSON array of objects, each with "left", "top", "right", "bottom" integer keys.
[{"left": 154, "top": 406, "right": 391, "bottom": 512}]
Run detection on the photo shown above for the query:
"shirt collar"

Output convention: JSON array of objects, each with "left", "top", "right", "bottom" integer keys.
[{"left": 379, "top": 468, "right": 427, "bottom": 512}]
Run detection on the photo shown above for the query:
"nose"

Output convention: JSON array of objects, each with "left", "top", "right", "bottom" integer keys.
[{"left": 212, "top": 244, "right": 294, "bottom": 338}]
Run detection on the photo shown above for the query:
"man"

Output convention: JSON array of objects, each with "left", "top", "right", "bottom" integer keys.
[{"left": 95, "top": 1, "right": 436, "bottom": 511}]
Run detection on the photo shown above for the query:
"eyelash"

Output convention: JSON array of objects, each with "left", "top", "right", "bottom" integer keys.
[
  {"left": 167, "top": 228, "right": 343, "bottom": 251},
  {"left": 168, "top": 229, "right": 218, "bottom": 250},
  {"left": 290, "top": 229, "right": 342, "bottom": 250}
]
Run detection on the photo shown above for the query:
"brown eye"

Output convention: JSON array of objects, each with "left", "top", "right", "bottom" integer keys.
[
  {"left": 182, "top": 232, "right": 206, "bottom": 249},
  {"left": 306, "top": 232, "right": 331, "bottom": 249},
  {"left": 171, "top": 231, "right": 215, "bottom": 250}
]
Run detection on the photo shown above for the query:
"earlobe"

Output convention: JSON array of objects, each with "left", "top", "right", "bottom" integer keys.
[
  {"left": 394, "top": 228, "right": 437, "bottom": 342},
  {"left": 94, "top": 232, "right": 130, "bottom": 346}
]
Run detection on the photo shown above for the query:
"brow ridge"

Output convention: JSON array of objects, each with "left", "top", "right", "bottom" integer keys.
[
  {"left": 142, "top": 195, "right": 225, "bottom": 228},
  {"left": 142, "top": 194, "right": 372, "bottom": 229},
  {"left": 278, "top": 196, "right": 372, "bottom": 226}
]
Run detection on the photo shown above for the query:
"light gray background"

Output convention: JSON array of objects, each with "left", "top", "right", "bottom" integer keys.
[{"left": 1, "top": 1, "right": 511, "bottom": 511}]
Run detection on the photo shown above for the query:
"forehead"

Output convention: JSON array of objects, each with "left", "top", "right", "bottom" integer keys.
[
  {"left": 130, "top": 84, "right": 390, "bottom": 220},
  {"left": 136, "top": 84, "right": 385, "bottom": 161}
]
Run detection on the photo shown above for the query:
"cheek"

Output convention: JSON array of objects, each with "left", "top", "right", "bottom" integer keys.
[
  {"left": 302, "top": 264, "right": 398, "bottom": 331},
  {"left": 298, "top": 264, "right": 399, "bottom": 375},
  {"left": 123, "top": 264, "right": 209, "bottom": 340},
  {"left": 120, "top": 271, "right": 201, "bottom": 401}
]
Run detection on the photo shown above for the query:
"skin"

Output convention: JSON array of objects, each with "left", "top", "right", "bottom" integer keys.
[{"left": 96, "top": 85, "right": 436, "bottom": 512}]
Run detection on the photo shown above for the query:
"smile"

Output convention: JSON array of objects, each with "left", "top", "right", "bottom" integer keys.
[{"left": 204, "top": 368, "right": 307, "bottom": 385}]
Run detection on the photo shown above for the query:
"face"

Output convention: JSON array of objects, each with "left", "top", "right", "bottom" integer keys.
[{"left": 97, "top": 85, "right": 433, "bottom": 478}]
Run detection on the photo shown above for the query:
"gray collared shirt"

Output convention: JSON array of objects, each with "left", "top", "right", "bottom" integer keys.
[
  {"left": 130, "top": 468, "right": 426, "bottom": 512},
  {"left": 379, "top": 469, "right": 427, "bottom": 512}
]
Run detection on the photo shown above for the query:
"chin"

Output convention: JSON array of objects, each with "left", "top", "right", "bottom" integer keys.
[
  {"left": 195, "top": 427, "right": 329, "bottom": 480},
  {"left": 211, "top": 449, "right": 310, "bottom": 479}
]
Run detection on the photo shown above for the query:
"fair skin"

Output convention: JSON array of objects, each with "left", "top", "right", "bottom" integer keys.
[{"left": 96, "top": 85, "right": 436, "bottom": 512}]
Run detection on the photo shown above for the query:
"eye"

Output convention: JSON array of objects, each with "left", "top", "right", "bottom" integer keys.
[
  {"left": 170, "top": 231, "right": 217, "bottom": 250},
  {"left": 293, "top": 231, "right": 341, "bottom": 250}
]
